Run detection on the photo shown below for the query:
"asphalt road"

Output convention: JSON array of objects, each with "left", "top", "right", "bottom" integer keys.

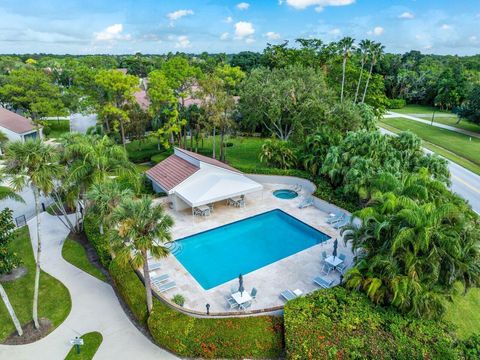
[{"left": 379, "top": 127, "right": 480, "bottom": 214}]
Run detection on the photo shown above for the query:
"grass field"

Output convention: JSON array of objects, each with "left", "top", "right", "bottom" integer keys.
[
  {"left": 65, "top": 331, "right": 103, "bottom": 359},
  {"left": 62, "top": 237, "right": 107, "bottom": 282},
  {"left": 44, "top": 120, "right": 70, "bottom": 139},
  {"left": 390, "top": 104, "right": 480, "bottom": 134},
  {"left": 0, "top": 227, "right": 71, "bottom": 342},
  {"left": 380, "top": 117, "right": 480, "bottom": 174},
  {"left": 196, "top": 135, "right": 265, "bottom": 168},
  {"left": 445, "top": 284, "right": 480, "bottom": 339}
]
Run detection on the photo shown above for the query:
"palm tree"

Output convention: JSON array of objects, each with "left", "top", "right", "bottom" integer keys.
[
  {"left": 354, "top": 39, "right": 372, "bottom": 103},
  {"left": 3, "top": 140, "right": 62, "bottom": 329},
  {"left": 0, "top": 130, "right": 8, "bottom": 155},
  {"left": 361, "top": 42, "right": 385, "bottom": 104},
  {"left": 87, "top": 180, "right": 134, "bottom": 234},
  {"left": 110, "top": 196, "right": 174, "bottom": 313},
  {"left": 338, "top": 37, "right": 355, "bottom": 103},
  {"left": 59, "top": 134, "right": 138, "bottom": 231}
]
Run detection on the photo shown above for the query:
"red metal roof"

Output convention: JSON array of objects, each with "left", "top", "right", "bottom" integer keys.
[
  {"left": 0, "top": 107, "right": 37, "bottom": 134},
  {"left": 175, "top": 148, "right": 241, "bottom": 173},
  {"left": 146, "top": 154, "right": 199, "bottom": 191}
]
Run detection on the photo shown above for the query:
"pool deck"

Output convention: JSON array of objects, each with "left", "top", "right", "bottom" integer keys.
[{"left": 148, "top": 183, "right": 354, "bottom": 314}]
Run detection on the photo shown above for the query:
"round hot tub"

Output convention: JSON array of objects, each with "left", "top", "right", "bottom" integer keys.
[{"left": 273, "top": 189, "right": 299, "bottom": 200}]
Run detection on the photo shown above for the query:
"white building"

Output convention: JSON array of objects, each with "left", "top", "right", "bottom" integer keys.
[
  {"left": 0, "top": 107, "right": 43, "bottom": 142},
  {"left": 146, "top": 147, "right": 263, "bottom": 212}
]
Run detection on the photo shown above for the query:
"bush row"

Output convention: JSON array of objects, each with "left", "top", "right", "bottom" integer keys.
[
  {"left": 387, "top": 98, "right": 407, "bottom": 109},
  {"left": 284, "top": 286, "right": 473, "bottom": 360},
  {"left": 107, "top": 257, "right": 284, "bottom": 359},
  {"left": 83, "top": 215, "right": 112, "bottom": 268}
]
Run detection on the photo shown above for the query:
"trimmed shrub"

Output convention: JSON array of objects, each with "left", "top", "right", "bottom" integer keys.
[
  {"left": 109, "top": 258, "right": 148, "bottom": 325},
  {"left": 148, "top": 301, "right": 284, "bottom": 359},
  {"left": 284, "top": 287, "right": 461, "bottom": 360},
  {"left": 387, "top": 98, "right": 407, "bottom": 109},
  {"left": 108, "top": 259, "right": 284, "bottom": 358},
  {"left": 83, "top": 214, "right": 112, "bottom": 268}
]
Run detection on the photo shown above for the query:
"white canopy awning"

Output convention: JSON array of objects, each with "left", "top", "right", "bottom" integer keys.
[{"left": 173, "top": 167, "right": 263, "bottom": 207}]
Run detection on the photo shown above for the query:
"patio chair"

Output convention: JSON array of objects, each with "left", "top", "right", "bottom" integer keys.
[
  {"left": 313, "top": 276, "right": 334, "bottom": 289},
  {"left": 321, "top": 262, "right": 334, "bottom": 275},
  {"left": 339, "top": 253, "right": 347, "bottom": 262},
  {"left": 225, "top": 295, "right": 239, "bottom": 309},
  {"left": 333, "top": 216, "right": 351, "bottom": 229},
  {"left": 240, "top": 301, "right": 252, "bottom": 310},
  {"left": 230, "top": 285, "right": 238, "bottom": 294},
  {"left": 336, "top": 262, "right": 348, "bottom": 274},
  {"left": 280, "top": 290, "right": 297, "bottom": 301},
  {"left": 250, "top": 287, "right": 257, "bottom": 301},
  {"left": 155, "top": 281, "right": 176, "bottom": 293},
  {"left": 326, "top": 212, "right": 345, "bottom": 224},
  {"left": 151, "top": 274, "right": 169, "bottom": 284},
  {"left": 321, "top": 251, "right": 327, "bottom": 261},
  {"left": 298, "top": 197, "right": 314, "bottom": 209}
]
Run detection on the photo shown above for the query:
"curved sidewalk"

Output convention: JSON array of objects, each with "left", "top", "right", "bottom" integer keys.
[{"left": 0, "top": 213, "right": 177, "bottom": 360}]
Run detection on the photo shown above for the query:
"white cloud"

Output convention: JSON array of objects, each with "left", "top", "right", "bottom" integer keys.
[
  {"left": 368, "top": 26, "right": 384, "bottom": 36},
  {"left": 167, "top": 9, "right": 194, "bottom": 21},
  {"left": 441, "top": 24, "right": 452, "bottom": 30},
  {"left": 234, "top": 21, "right": 255, "bottom": 39},
  {"left": 220, "top": 32, "right": 230, "bottom": 40},
  {"left": 264, "top": 31, "right": 281, "bottom": 40},
  {"left": 469, "top": 35, "right": 478, "bottom": 42},
  {"left": 224, "top": 16, "right": 233, "bottom": 23},
  {"left": 399, "top": 11, "right": 415, "bottom": 19},
  {"left": 329, "top": 28, "right": 341, "bottom": 35},
  {"left": 94, "top": 24, "right": 131, "bottom": 41},
  {"left": 236, "top": 2, "right": 250, "bottom": 10},
  {"left": 175, "top": 35, "right": 191, "bottom": 48},
  {"left": 283, "top": 0, "right": 355, "bottom": 10},
  {"left": 245, "top": 38, "right": 256, "bottom": 44}
]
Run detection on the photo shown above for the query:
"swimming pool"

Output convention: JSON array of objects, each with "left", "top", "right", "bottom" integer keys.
[{"left": 174, "top": 209, "right": 330, "bottom": 290}]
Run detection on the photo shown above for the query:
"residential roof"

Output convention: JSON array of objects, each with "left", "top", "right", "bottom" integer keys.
[
  {"left": 0, "top": 107, "right": 37, "bottom": 134},
  {"left": 146, "top": 154, "right": 199, "bottom": 192},
  {"left": 175, "top": 148, "right": 240, "bottom": 173},
  {"left": 134, "top": 90, "right": 150, "bottom": 111}
]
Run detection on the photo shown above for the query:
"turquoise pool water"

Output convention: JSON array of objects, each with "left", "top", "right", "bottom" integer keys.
[
  {"left": 273, "top": 189, "right": 298, "bottom": 199},
  {"left": 174, "top": 209, "right": 330, "bottom": 290}
]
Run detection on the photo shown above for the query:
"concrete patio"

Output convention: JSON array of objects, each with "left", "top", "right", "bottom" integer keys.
[{"left": 149, "top": 182, "right": 354, "bottom": 314}]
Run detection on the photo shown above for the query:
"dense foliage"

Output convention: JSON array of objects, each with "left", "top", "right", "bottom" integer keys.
[
  {"left": 0, "top": 208, "right": 20, "bottom": 275},
  {"left": 284, "top": 287, "right": 466, "bottom": 360},
  {"left": 343, "top": 171, "right": 480, "bottom": 318},
  {"left": 108, "top": 256, "right": 284, "bottom": 359}
]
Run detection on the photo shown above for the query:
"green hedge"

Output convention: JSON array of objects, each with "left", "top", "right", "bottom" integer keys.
[
  {"left": 109, "top": 259, "right": 149, "bottom": 325},
  {"left": 107, "top": 258, "right": 284, "bottom": 359},
  {"left": 284, "top": 287, "right": 461, "bottom": 360},
  {"left": 83, "top": 215, "right": 112, "bottom": 268},
  {"left": 387, "top": 98, "right": 407, "bottom": 109}
]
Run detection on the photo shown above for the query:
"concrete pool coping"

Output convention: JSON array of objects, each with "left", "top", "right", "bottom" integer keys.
[{"left": 143, "top": 174, "right": 354, "bottom": 317}]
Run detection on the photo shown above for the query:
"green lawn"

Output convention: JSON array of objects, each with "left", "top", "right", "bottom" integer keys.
[
  {"left": 134, "top": 163, "right": 152, "bottom": 173},
  {"left": 380, "top": 117, "right": 480, "bottom": 171},
  {"left": 196, "top": 135, "right": 265, "bottom": 169},
  {"left": 0, "top": 227, "right": 71, "bottom": 342},
  {"left": 64, "top": 331, "right": 103, "bottom": 360},
  {"left": 390, "top": 104, "right": 480, "bottom": 134},
  {"left": 44, "top": 120, "right": 70, "bottom": 139},
  {"left": 126, "top": 137, "right": 170, "bottom": 163},
  {"left": 62, "top": 237, "right": 107, "bottom": 282},
  {"left": 445, "top": 284, "right": 480, "bottom": 339}
]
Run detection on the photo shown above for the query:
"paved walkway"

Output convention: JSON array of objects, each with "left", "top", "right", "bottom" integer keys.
[
  {"left": 388, "top": 111, "right": 480, "bottom": 139},
  {"left": 0, "top": 213, "right": 177, "bottom": 360}
]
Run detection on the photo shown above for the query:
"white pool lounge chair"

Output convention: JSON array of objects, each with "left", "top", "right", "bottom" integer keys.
[
  {"left": 333, "top": 216, "right": 351, "bottom": 229},
  {"left": 148, "top": 262, "right": 161, "bottom": 271},
  {"left": 281, "top": 289, "right": 302, "bottom": 301},
  {"left": 314, "top": 277, "right": 334, "bottom": 289},
  {"left": 298, "top": 197, "right": 314, "bottom": 209},
  {"left": 326, "top": 212, "right": 345, "bottom": 224},
  {"left": 155, "top": 281, "right": 176, "bottom": 293},
  {"left": 151, "top": 274, "right": 169, "bottom": 284},
  {"left": 240, "top": 301, "right": 252, "bottom": 310},
  {"left": 225, "top": 295, "right": 239, "bottom": 309}
]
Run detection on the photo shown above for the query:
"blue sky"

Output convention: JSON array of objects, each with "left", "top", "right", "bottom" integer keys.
[{"left": 0, "top": 0, "right": 479, "bottom": 55}]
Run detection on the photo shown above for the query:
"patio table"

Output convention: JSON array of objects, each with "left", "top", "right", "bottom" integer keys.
[
  {"left": 325, "top": 255, "right": 343, "bottom": 269},
  {"left": 197, "top": 205, "right": 211, "bottom": 216},
  {"left": 231, "top": 291, "right": 252, "bottom": 305}
]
